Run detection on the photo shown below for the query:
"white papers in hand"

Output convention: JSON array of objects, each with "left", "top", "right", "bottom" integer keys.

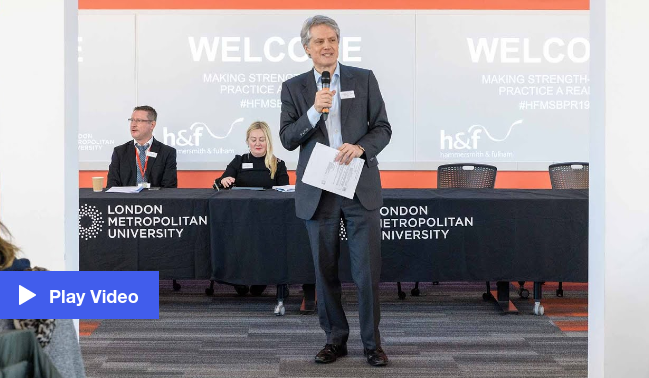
[
  {"left": 105, "top": 186, "right": 144, "bottom": 193},
  {"left": 301, "top": 143, "right": 364, "bottom": 199}
]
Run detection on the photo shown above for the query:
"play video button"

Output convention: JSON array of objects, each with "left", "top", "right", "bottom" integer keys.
[
  {"left": 19, "top": 285, "right": 36, "bottom": 305},
  {"left": 1, "top": 271, "right": 159, "bottom": 319}
]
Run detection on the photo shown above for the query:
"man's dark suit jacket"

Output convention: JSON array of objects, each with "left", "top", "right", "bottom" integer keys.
[
  {"left": 107, "top": 138, "right": 178, "bottom": 188},
  {"left": 280, "top": 63, "right": 392, "bottom": 220}
]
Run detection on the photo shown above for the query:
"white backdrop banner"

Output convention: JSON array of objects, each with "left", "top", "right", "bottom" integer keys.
[{"left": 78, "top": 11, "right": 588, "bottom": 170}]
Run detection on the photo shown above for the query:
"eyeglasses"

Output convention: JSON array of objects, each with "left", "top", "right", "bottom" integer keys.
[{"left": 128, "top": 118, "right": 153, "bottom": 124}]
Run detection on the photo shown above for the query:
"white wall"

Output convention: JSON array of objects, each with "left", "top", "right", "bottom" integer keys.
[
  {"left": 590, "top": 1, "right": 649, "bottom": 376},
  {"left": 0, "top": 0, "right": 79, "bottom": 272}
]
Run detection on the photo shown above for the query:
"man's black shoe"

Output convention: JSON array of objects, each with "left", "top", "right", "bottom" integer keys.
[
  {"left": 363, "top": 347, "right": 388, "bottom": 367},
  {"left": 314, "top": 344, "right": 348, "bottom": 364}
]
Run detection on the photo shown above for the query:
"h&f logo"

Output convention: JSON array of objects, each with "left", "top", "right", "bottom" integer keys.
[
  {"left": 163, "top": 118, "right": 244, "bottom": 147},
  {"left": 440, "top": 129, "right": 482, "bottom": 150},
  {"left": 440, "top": 120, "right": 523, "bottom": 150}
]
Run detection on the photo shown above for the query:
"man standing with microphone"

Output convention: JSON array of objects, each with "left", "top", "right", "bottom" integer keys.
[{"left": 280, "top": 15, "right": 392, "bottom": 366}]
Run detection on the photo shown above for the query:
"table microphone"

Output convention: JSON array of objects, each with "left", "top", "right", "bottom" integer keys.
[{"left": 321, "top": 71, "right": 331, "bottom": 121}]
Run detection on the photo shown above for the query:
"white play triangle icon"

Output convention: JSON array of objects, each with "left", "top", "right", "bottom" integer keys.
[{"left": 19, "top": 285, "right": 36, "bottom": 305}]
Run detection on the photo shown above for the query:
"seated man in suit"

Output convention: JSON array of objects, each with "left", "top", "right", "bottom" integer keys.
[{"left": 107, "top": 105, "right": 177, "bottom": 188}]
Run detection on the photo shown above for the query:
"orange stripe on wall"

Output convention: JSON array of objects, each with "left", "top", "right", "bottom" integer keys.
[
  {"left": 79, "top": 0, "right": 589, "bottom": 10},
  {"left": 80, "top": 170, "right": 551, "bottom": 189}
]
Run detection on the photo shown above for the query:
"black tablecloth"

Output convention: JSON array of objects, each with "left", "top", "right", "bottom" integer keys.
[
  {"left": 80, "top": 188, "right": 588, "bottom": 284},
  {"left": 380, "top": 189, "right": 588, "bottom": 283},
  {"left": 79, "top": 189, "right": 213, "bottom": 279},
  {"left": 209, "top": 190, "right": 312, "bottom": 284}
]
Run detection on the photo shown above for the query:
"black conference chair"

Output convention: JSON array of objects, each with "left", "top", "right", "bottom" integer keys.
[
  {"left": 549, "top": 162, "right": 589, "bottom": 190},
  {"left": 396, "top": 163, "right": 497, "bottom": 299},
  {"left": 549, "top": 162, "right": 588, "bottom": 297},
  {"left": 436, "top": 163, "right": 498, "bottom": 189}
]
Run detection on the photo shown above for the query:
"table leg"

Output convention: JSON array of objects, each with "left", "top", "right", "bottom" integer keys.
[
  {"left": 205, "top": 280, "right": 215, "bottom": 296},
  {"left": 533, "top": 282, "right": 544, "bottom": 315},
  {"left": 487, "top": 281, "right": 519, "bottom": 314}
]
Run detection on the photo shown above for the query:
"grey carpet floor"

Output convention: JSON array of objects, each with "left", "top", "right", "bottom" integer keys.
[{"left": 80, "top": 281, "right": 587, "bottom": 378}]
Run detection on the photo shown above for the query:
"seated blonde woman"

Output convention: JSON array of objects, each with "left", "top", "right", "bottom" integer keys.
[
  {"left": 215, "top": 121, "right": 289, "bottom": 190},
  {"left": 213, "top": 121, "right": 289, "bottom": 300}
]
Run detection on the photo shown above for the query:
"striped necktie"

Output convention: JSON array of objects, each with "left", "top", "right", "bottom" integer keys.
[{"left": 136, "top": 143, "right": 149, "bottom": 184}]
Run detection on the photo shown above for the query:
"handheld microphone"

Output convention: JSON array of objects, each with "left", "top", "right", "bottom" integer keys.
[{"left": 321, "top": 71, "right": 331, "bottom": 121}]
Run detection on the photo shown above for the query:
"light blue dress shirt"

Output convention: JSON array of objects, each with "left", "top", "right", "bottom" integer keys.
[{"left": 306, "top": 63, "right": 342, "bottom": 149}]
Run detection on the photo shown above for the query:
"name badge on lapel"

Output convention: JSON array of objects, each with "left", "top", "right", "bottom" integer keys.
[
  {"left": 146, "top": 151, "right": 157, "bottom": 158},
  {"left": 340, "top": 90, "right": 355, "bottom": 99},
  {"left": 242, "top": 163, "right": 253, "bottom": 169}
]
